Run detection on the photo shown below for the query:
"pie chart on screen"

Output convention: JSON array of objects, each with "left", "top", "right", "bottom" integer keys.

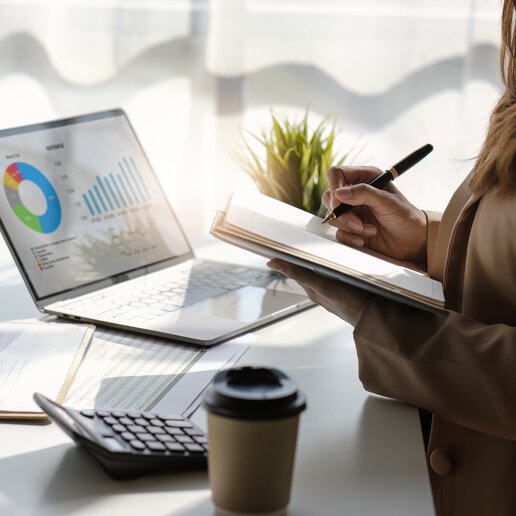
[{"left": 3, "top": 162, "right": 62, "bottom": 233}]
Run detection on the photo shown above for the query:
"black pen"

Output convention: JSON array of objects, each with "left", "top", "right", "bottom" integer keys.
[{"left": 322, "top": 143, "right": 434, "bottom": 224}]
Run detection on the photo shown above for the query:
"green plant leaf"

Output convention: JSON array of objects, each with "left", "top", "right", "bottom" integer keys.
[{"left": 232, "top": 110, "right": 349, "bottom": 214}]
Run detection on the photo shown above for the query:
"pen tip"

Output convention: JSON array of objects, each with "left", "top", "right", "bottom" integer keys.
[{"left": 321, "top": 213, "right": 334, "bottom": 224}]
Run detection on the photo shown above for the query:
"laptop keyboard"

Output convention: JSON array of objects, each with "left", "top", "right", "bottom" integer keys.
[{"left": 59, "top": 261, "right": 274, "bottom": 324}]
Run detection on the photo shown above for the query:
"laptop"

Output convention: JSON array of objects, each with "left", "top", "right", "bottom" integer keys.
[{"left": 0, "top": 109, "right": 311, "bottom": 345}]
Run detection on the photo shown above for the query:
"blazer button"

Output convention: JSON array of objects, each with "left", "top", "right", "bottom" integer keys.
[{"left": 430, "top": 449, "right": 453, "bottom": 476}]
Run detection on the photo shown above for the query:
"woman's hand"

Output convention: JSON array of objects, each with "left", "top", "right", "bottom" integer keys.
[
  {"left": 323, "top": 166, "right": 427, "bottom": 263},
  {"left": 267, "top": 259, "right": 371, "bottom": 326}
]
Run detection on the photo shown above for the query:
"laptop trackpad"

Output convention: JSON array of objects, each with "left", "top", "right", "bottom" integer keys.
[{"left": 144, "top": 286, "right": 306, "bottom": 344}]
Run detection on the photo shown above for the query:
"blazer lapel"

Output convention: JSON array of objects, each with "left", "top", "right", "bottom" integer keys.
[{"left": 442, "top": 193, "right": 481, "bottom": 311}]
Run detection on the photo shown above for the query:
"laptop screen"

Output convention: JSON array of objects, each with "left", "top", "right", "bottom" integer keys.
[{"left": 0, "top": 110, "right": 191, "bottom": 300}]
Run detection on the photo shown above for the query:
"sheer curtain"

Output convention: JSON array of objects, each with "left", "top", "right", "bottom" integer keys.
[{"left": 0, "top": 0, "right": 502, "bottom": 247}]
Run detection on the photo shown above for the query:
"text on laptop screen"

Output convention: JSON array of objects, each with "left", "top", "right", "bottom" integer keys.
[{"left": 0, "top": 111, "right": 190, "bottom": 299}]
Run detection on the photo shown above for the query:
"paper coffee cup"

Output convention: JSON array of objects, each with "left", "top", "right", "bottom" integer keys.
[{"left": 203, "top": 366, "right": 306, "bottom": 515}]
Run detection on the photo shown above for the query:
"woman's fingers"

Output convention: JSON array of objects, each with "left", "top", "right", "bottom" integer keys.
[
  {"left": 266, "top": 258, "right": 371, "bottom": 326},
  {"left": 267, "top": 259, "right": 315, "bottom": 283},
  {"left": 321, "top": 190, "right": 378, "bottom": 243},
  {"left": 326, "top": 166, "right": 383, "bottom": 210},
  {"left": 327, "top": 208, "right": 377, "bottom": 236},
  {"left": 327, "top": 166, "right": 382, "bottom": 190},
  {"left": 335, "top": 182, "right": 397, "bottom": 212}
]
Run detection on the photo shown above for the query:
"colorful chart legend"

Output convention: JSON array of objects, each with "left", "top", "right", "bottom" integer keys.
[
  {"left": 3, "top": 162, "right": 62, "bottom": 233},
  {"left": 31, "top": 246, "right": 45, "bottom": 271}
]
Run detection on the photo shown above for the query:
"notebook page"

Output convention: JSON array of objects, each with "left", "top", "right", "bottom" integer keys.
[{"left": 225, "top": 189, "right": 443, "bottom": 303}]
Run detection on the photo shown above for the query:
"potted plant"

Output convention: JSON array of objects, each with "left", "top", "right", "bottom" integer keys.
[{"left": 235, "top": 111, "right": 348, "bottom": 216}]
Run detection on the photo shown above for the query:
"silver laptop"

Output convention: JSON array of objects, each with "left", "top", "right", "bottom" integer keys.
[{"left": 0, "top": 109, "right": 311, "bottom": 345}]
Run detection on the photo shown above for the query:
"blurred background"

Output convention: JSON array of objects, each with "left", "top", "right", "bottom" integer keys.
[{"left": 0, "top": 0, "right": 502, "bottom": 265}]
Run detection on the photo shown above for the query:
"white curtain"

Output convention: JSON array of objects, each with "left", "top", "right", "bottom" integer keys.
[{"left": 0, "top": 0, "right": 502, "bottom": 247}]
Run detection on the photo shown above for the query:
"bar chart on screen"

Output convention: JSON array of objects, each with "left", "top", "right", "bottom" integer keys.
[{"left": 80, "top": 156, "right": 152, "bottom": 218}]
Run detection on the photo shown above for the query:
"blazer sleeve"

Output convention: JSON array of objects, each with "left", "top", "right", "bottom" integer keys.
[{"left": 353, "top": 298, "right": 516, "bottom": 442}]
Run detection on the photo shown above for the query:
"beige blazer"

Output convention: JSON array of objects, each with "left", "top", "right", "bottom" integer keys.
[{"left": 353, "top": 176, "right": 516, "bottom": 516}]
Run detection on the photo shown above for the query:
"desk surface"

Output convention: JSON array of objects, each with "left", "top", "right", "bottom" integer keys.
[{"left": 0, "top": 242, "right": 435, "bottom": 516}]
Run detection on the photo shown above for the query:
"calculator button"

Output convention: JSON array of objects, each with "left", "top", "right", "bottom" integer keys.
[
  {"left": 165, "top": 420, "right": 192, "bottom": 428},
  {"left": 136, "top": 433, "right": 156, "bottom": 442},
  {"left": 103, "top": 416, "right": 117, "bottom": 425},
  {"left": 175, "top": 435, "right": 194, "bottom": 444},
  {"left": 112, "top": 424, "right": 126, "bottom": 433},
  {"left": 142, "top": 412, "right": 155, "bottom": 419},
  {"left": 149, "top": 419, "right": 165, "bottom": 427},
  {"left": 127, "top": 411, "right": 141, "bottom": 418},
  {"left": 129, "top": 440, "right": 146, "bottom": 450},
  {"left": 147, "top": 426, "right": 166, "bottom": 435},
  {"left": 111, "top": 411, "right": 126, "bottom": 418},
  {"left": 103, "top": 437, "right": 126, "bottom": 452},
  {"left": 134, "top": 418, "right": 149, "bottom": 426},
  {"left": 127, "top": 425, "right": 146, "bottom": 433},
  {"left": 164, "top": 427, "right": 183, "bottom": 436},
  {"left": 156, "top": 434, "right": 174, "bottom": 442},
  {"left": 184, "top": 443, "right": 205, "bottom": 453},
  {"left": 119, "top": 417, "right": 133, "bottom": 426},
  {"left": 96, "top": 409, "right": 110, "bottom": 417},
  {"left": 157, "top": 414, "right": 182, "bottom": 421},
  {"left": 146, "top": 441, "right": 166, "bottom": 452},
  {"left": 121, "top": 432, "right": 136, "bottom": 441},
  {"left": 194, "top": 436, "right": 208, "bottom": 444},
  {"left": 80, "top": 409, "right": 95, "bottom": 418},
  {"left": 184, "top": 428, "right": 205, "bottom": 436},
  {"left": 165, "top": 442, "right": 185, "bottom": 452}
]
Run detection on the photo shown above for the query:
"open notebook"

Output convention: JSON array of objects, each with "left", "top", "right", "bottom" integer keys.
[{"left": 211, "top": 189, "right": 445, "bottom": 313}]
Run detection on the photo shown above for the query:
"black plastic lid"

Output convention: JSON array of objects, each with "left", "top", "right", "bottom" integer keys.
[{"left": 203, "top": 366, "right": 306, "bottom": 420}]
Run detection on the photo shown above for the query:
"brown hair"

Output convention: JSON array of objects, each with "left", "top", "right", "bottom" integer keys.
[{"left": 471, "top": 0, "right": 516, "bottom": 196}]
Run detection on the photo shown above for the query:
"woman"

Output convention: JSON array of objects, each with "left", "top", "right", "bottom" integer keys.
[{"left": 268, "top": 1, "right": 516, "bottom": 514}]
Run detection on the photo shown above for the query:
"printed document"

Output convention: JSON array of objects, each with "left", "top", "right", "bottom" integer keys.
[
  {"left": 65, "top": 328, "right": 250, "bottom": 416},
  {"left": 0, "top": 322, "right": 93, "bottom": 417}
]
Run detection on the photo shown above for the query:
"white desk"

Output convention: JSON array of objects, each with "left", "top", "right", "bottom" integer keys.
[{"left": 0, "top": 243, "right": 435, "bottom": 516}]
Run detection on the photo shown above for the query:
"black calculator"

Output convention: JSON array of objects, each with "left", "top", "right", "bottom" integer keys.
[{"left": 33, "top": 392, "right": 208, "bottom": 479}]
